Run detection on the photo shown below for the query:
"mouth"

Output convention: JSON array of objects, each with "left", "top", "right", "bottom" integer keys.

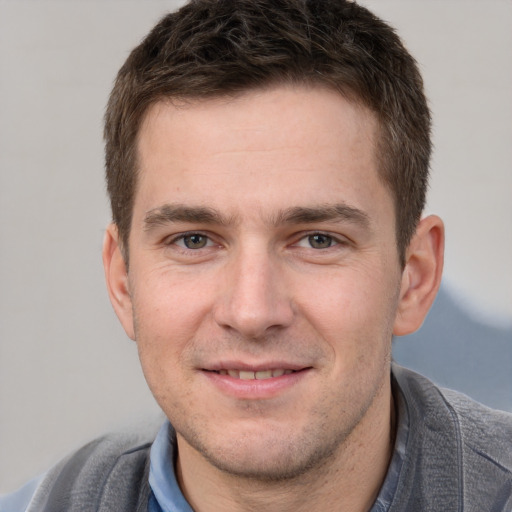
[
  {"left": 208, "top": 368, "right": 297, "bottom": 380},
  {"left": 202, "top": 365, "right": 312, "bottom": 399}
]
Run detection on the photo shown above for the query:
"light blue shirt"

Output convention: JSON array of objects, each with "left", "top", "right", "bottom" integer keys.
[
  {"left": 148, "top": 421, "right": 193, "bottom": 512},
  {"left": 0, "top": 378, "right": 408, "bottom": 512},
  {"left": 148, "top": 383, "right": 409, "bottom": 512},
  {"left": 0, "top": 475, "right": 44, "bottom": 512}
]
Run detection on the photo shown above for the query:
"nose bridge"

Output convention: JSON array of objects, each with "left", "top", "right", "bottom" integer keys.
[{"left": 214, "top": 241, "right": 293, "bottom": 338}]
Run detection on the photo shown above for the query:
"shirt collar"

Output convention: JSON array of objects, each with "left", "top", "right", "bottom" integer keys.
[
  {"left": 149, "top": 420, "right": 194, "bottom": 512},
  {"left": 149, "top": 370, "right": 410, "bottom": 512}
]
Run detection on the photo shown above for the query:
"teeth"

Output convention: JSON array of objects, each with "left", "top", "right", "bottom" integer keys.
[
  {"left": 218, "top": 369, "right": 295, "bottom": 380},
  {"left": 255, "top": 370, "right": 272, "bottom": 380}
]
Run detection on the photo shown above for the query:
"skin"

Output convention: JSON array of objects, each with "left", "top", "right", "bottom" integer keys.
[{"left": 103, "top": 85, "right": 444, "bottom": 511}]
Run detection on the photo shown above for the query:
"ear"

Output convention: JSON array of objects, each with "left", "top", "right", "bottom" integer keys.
[
  {"left": 102, "top": 224, "right": 135, "bottom": 340},
  {"left": 393, "top": 215, "right": 444, "bottom": 336}
]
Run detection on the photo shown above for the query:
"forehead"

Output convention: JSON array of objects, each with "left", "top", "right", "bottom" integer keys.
[
  {"left": 139, "top": 85, "right": 376, "bottom": 157},
  {"left": 134, "top": 85, "right": 391, "bottom": 224}
]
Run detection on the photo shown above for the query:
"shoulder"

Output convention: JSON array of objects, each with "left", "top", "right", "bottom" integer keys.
[
  {"left": 392, "top": 364, "right": 512, "bottom": 511},
  {"left": 2, "top": 419, "right": 162, "bottom": 512},
  {"left": 394, "top": 363, "right": 512, "bottom": 469},
  {"left": 392, "top": 363, "right": 512, "bottom": 508},
  {"left": 439, "top": 386, "right": 512, "bottom": 471}
]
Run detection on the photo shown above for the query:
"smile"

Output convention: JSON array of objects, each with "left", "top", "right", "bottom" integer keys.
[
  {"left": 203, "top": 366, "right": 311, "bottom": 399},
  {"left": 214, "top": 369, "right": 295, "bottom": 380}
]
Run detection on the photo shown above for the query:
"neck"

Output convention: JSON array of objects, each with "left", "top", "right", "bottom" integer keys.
[{"left": 175, "top": 379, "right": 395, "bottom": 512}]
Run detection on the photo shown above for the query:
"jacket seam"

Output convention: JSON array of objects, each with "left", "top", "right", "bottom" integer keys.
[
  {"left": 94, "top": 441, "right": 153, "bottom": 510},
  {"left": 434, "top": 387, "right": 465, "bottom": 512}
]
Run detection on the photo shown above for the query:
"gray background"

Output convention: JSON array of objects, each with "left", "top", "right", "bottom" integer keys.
[{"left": 1, "top": 0, "right": 511, "bottom": 494}]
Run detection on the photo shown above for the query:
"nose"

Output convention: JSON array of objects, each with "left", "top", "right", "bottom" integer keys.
[{"left": 213, "top": 247, "right": 294, "bottom": 339}]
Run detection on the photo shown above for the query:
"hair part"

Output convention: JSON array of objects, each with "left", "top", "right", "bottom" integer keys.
[{"left": 105, "top": 0, "right": 431, "bottom": 267}]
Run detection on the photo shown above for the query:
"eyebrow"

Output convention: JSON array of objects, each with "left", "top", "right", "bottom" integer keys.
[
  {"left": 144, "top": 204, "right": 234, "bottom": 231},
  {"left": 274, "top": 204, "right": 371, "bottom": 229},
  {"left": 143, "top": 203, "right": 370, "bottom": 231}
]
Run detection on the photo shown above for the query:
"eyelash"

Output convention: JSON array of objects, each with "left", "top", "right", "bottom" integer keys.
[
  {"left": 165, "top": 231, "right": 348, "bottom": 251},
  {"left": 165, "top": 231, "right": 216, "bottom": 250},
  {"left": 293, "top": 232, "right": 346, "bottom": 250}
]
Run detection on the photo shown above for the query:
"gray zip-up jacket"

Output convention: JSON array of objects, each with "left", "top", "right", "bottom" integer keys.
[{"left": 8, "top": 365, "right": 512, "bottom": 511}]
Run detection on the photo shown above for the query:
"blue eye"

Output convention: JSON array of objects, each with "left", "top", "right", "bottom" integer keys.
[
  {"left": 307, "top": 234, "right": 334, "bottom": 249},
  {"left": 294, "top": 233, "right": 341, "bottom": 249},
  {"left": 176, "top": 234, "right": 210, "bottom": 249}
]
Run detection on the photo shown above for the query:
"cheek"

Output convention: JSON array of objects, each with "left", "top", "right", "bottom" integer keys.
[
  {"left": 129, "top": 275, "right": 209, "bottom": 385},
  {"left": 294, "top": 265, "right": 400, "bottom": 360},
  {"left": 299, "top": 264, "right": 398, "bottom": 324},
  {"left": 131, "top": 266, "right": 215, "bottom": 333}
]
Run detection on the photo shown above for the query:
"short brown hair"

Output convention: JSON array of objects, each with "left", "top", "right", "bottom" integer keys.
[{"left": 105, "top": 0, "right": 431, "bottom": 265}]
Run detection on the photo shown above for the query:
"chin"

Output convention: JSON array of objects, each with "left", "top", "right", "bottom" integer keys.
[{"left": 179, "top": 422, "right": 346, "bottom": 483}]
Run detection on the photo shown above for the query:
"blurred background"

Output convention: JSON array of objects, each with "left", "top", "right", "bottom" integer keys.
[{"left": 1, "top": 0, "right": 511, "bottom": 494}]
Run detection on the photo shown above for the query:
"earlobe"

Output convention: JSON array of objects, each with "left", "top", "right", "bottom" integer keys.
[
  {"left": 393, "top": 215, "right": 444, "bottom": 336},
  {"left": 102, "top": 224, "right": 136, "bottom": 340}
]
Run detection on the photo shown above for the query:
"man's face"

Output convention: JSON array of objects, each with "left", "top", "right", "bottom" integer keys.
[{"left": 119, "top": 86, "right": 404, "bottom": 479}]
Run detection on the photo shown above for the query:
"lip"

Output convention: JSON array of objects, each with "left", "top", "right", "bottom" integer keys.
[
  {"left": 205, "top": 360, "right": 307, "bottom": 373},
  {"left": 201, "top": 361, "right": 312, "bottom": 400}
]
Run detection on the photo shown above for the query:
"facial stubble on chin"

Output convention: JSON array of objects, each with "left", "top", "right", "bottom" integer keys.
[
  {"left": 173, "top": 370, "right": 389, "bottom": 485},
  {"left": 131, "top": 293, "right": 396, "bottom": 485}
]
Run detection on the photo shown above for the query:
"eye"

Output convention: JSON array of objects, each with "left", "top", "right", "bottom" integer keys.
[
  {"left": 174, "top": 233, "right": 212, "bottom": 249},
  {"left": 295, "top": 233, "right": 340, "bottom": 249},
  {"left": 308, "top": 234, "right": 334, "bottom": 249}
]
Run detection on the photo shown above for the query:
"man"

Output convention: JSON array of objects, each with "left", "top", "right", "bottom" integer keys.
[{"left": 2, "top": 0, "right": 511, "bottom": 510}]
